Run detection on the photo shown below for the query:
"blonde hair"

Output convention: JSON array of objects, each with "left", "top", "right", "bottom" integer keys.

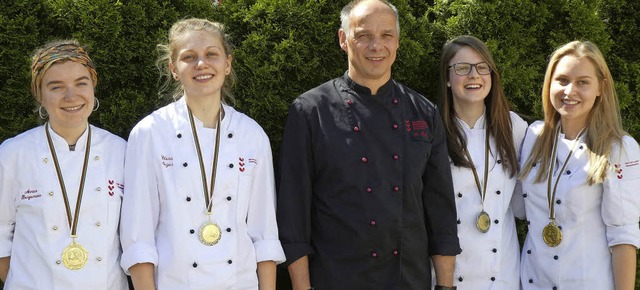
[
  {"left": 519, "top": 41, "right": 625, "bottom": 185},
  {"left": 31, "top": 39, "right": 97, "bottom": 103},
  {"left": 157, "top": 18, "right": 236, "bottom": 104}
]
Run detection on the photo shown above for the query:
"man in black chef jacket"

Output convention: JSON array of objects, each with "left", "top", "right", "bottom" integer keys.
[{"left": 276, "top": 0, "right": 461, "bottom": 289}]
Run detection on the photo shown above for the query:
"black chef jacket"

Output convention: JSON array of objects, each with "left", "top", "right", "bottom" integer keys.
[{"left": 277, "top": 73, "right": 461, "bottom": 290}]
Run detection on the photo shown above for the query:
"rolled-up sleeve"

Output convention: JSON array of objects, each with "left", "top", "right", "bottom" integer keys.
[
  {"left": 276, "top": 100, "right": 316, "bottom": 267},
  {"left": 120, "top": 118, "right": 160, "bottom": 274},
  {"left": 602, "top": 135, "right": 640, "bottom": 248},
  {"left": 422, "top": 108, "right": 461, "bottom": 256},
  {"left": 247, "top": 128, "right": 286, "bottom": 264}
]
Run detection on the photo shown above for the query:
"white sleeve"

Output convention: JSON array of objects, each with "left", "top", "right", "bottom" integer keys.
[
  {"left": 119, "top": 119, "right": 161, "bottom": 273},
  {"left": 0, "top": 141, "right": 16, "bottom": 258},
  {"left": 602, "top": 136, "right": 640, "bottom": 248},
  {"left": 245, "top": 130, "right": 286, "bottom": 264}
]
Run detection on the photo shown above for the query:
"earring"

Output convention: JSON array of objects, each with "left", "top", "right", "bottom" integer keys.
[
  {"left": 38, "top": 106, "right": 48, "bottom": 119},
  {"left": 93, "top": 97, "right": 100, "bottom": 112},
  {"left": 447, "top": 82, "right": 451, "bottom": 87}
]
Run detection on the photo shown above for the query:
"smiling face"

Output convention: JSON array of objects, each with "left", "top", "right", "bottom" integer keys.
[
  {"left": 40, "top": 61, "right": 95, "bottom": 134},
  {"left": 339, "top": 0, "right": 399, "bottom": 91},
  {"left": 448, "top": 46, "right": 492, "bottom": 110},
  {"left": 170, "top": 30, "right": 232, "bottom": 100},
  {"left": 549, "top": 55, "right": 601, "bottom": 129}
]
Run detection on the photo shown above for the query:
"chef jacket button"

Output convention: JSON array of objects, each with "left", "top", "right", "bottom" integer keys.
[
  {"left": 556, "top": 199, "right": 562, "bottom": 204},
  {"left": 96, "top": 187, "right": 101, "bottom": 192},
  {"left": 566, "top": 170, "right": 571, "bottom": 175},
  {"left": 392, "top": 250, "right": 398, "bottom": 255},
  {"left": 392, "top": 98, "right": 398, "bottom": 104},
  {"left": 523, "top": 193, "right": 528, "bottom": 198},
  {"left": 366, "top": 187, "right": 372, "bottom": 193},
  {"left": 527, "top": 250, "right": 531, "bottom": 254},
  {"left": 227, "top": 133, "right": 233, "bottom": 139},
  {"left": 95, "top": 222, "right": 101, "bottom": 227},
  {"left": 393, "top": 186, "right": 399, "bottom": 192},
  {"left": 346, "top": 99, "right": 353, "bottom": 105},
  {"left": 497, "top": 159, "right": 502, "bottom": 164},
  {"left": 227, "top": 260, "right": 233, "bottom": 264},
  {"left": 457, "top": 192, "right": 462, "bottom": 198},
  {"left": 371, "top": 251, "right": 378, "bottom": 258},
  {"left": 458, "top": 277, "right": 463, "bottom": 282},
  {"left": 494, "top": 219, "right": 499, "bottom": 224},
  {"left": 94, "top": 156, "right": 100, "bottom": 161},
  {"left": 190, "top": 229, "right": 195, "bottom": 234},
  {"left": 456, "top": 219, "right": 461, "bottom": 224},
  {"left": 186, "top": 197, "right": 191, "bottom": 202},
  {"left": 226, "top": 196, "right": 232, "bottom": 201},
  {"left": 558, "top": 225, "right": 563, "bottom": 230},
  {"left": 177, "top": 133, "right": 182, "bottom": 138},
  {"left": 491, "top": 277, "right": 495, "bottom": 281},
  {"left": 554, "top": 255, "right": 559, "bottom": 260},
  {"left": 226, "top": 228, "right": 231, "bottom": 232},
  {"left": 492, "top": 248, "right": 497, "bottom": 253},
  {"left": 496, "top": 190, "right": 501, "bottom": 195},
  {"left": 369, "top": 220, "right": 376, "bottom": 226},
  {"left": 96, "top": 257, "right": 102, "bottom": 262},
  {"left": 528, "top": 279, "right": 533, "bottom": 283},
  {"left": 353, "top": 126, "right": 360, "bottom": 132},
  {"left": 49, "top": 191, "right": 54, "bottom": 196},
  {"left": 228, "top": 163, "right": 234, "bottom": 168},
  {"left": 553, "top": 287, "right": 557, "bottom": 290},
  {"left": 56, "top": 260, "right": 61, "bottom": 265},
  {"left": 193, "top": 262, "right": 198, "bottom": 268},
  {"left": 532, "top": 163, "right": 537, "bottom": 167},
  {"left": 392, "top": 123, "right": 399, "bottom": 129},
  {"left": 183, "top": 162, "right": 188, "bottom": 167},
  {"left": 392, "top": 154, "right": 399, "bottom": 160},
  {"left": 52, "top": 226, "right": 58, "bottom": 231},
  {"left": 361, "top": 157, "right": 368, "bottom": 163},
  {"left": 579, "top": 145, "right": 583, "bottom": 149},
  {"left": 43, "top": 157, "right": 49, "bottom": 163}
]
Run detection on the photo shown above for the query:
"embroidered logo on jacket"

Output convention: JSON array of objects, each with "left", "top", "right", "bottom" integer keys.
[
  {"left": 238, "top": 157, "right": 258, "bottom": 172},
  {"left": 108, "top": 180, "right": 115, "bottom": 196},
  {"left": 239, "top": 157, "right": 245, "bottom": 172},
  {"left": 614, "top": 163, "right": 623, "bottom": 179},
  {"left": 21, "top": 189, "right": 42, "bottom": 201},
  {"left": 405, "top": 120, "right": 429, "bottom": 138},
  {"left": 161, "top": 155, "right": 174, "bottom": 168}
]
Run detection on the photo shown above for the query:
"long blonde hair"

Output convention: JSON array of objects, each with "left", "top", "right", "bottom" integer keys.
[{"left": 519, "top": 41, "right": 625, "bottom": 185}]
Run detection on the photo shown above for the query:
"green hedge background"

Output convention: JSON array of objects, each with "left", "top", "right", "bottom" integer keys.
[{"left": 1, "top": 0, "right": 639, "bottom": 289}]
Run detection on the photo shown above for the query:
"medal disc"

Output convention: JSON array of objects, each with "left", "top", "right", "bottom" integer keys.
[
  {"left": 62, "top": 241, "right": 88, "bottom": 270},
  {"left": 542, "top": 222, "right": 563, "bottom": 247},
  {"left": 199, "top": 222, "right": 222, "bottom": 246},
  {"left": 476, "top": 211, "right": 491, "bottom": 233}
]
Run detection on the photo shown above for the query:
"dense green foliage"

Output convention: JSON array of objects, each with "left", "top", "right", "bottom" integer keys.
[{"left": 1, "top": 0, "right": 639, "bottom": 289}]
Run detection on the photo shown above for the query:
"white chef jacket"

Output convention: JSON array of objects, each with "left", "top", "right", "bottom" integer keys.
[
  {"left": 436, "top": 112, "right": 527, "bottom": 290},
  {"left": 120, "top": 98, "right": 285, "bottom": 290},
  {"left": 0, "top": 125, "right": 128, "bottom": 290},
  {"left": 520, "top": 121, "right": 640, "bottom": 290}
]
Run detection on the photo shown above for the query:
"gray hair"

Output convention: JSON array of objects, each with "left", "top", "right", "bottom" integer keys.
[{"left": 340, "top": 0, "right": 400, "bottom": 36}]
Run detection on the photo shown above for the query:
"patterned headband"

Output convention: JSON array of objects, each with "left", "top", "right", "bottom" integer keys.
[{"left": 30, "top": 42, "right": 98, "bottom": 102}]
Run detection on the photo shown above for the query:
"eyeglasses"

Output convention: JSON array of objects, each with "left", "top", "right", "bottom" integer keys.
[{"left": 448, "top": 62, "right": 492, "bottom": 76}]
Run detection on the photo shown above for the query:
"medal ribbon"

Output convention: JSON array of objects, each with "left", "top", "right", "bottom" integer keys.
[
  {"left": 546, "top": 125, "right": 586, "bottom": 221},
  {"left": 45, "top": 123, "right": 91, "bottom": 237},
  {"left": 462, "top": 126, "right": 490, "bottom": 209},
  {"left": 188, "top": 106, "right": 222, "bottom": 215}
]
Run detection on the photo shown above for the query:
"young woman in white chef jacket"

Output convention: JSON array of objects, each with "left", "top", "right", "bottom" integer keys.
[
  {"left": 0, "top": 40, "right": 128, "bottom": 289},
  {"left": 519, "top": 41, "right": 639, "bottom": 290},
  {"left": 119, "top": 18, "right": 285, "bottom": 290},
  {"left": 436, "top": 35, "right": 527, "bottom": 290}
]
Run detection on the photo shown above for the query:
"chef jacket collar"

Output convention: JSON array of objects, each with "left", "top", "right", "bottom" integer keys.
[
  {"left": 342, "top": 71, "right": 394, "bottom": 97},
  {"left": 455, "top": 106, "right": 487, "bottom": 130},
  {"left": 47, "top": 123, "right": 90, "bottom": 152}
]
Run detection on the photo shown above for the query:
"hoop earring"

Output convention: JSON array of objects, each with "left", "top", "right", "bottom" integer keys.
[
  {"left": 93, "top": 97, "right": 100, "bottom": 111},
  {"left": 38, "top": 106, "right": 48, "bottom": 119}
]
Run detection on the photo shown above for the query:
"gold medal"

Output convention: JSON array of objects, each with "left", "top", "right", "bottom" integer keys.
[
  {"left": 542, "top": 221, "right": 563, "bottom": 247},
  {"left": 62, "top": 241, "right": 88, "bottom": 270},
  {"left": 476, "top": 211, "right": 491, "bottom": 233},
  {"left": 199, "top": 222, "right": 222, "bottom": 246}
]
